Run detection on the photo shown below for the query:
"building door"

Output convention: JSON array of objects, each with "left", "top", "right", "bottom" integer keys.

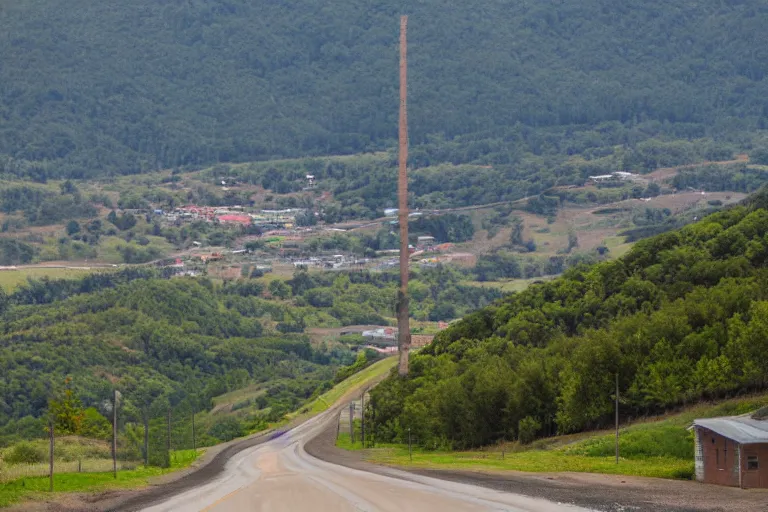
[{"left": 743, "top": 452, "right": 760, "bottom": 489}]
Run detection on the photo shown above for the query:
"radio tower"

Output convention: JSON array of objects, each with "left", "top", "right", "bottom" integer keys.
[{"left": 397, "top": 15, "right": 411, "bottom": 377}]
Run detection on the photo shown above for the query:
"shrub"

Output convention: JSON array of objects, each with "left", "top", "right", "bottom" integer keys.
[
  {"left": 518, "top": 416, "right": 541, "bottom": 445},
  {"left": 4, "top": 441, "right": 46, "bottom": 464},
  {"left": 79, "top": 408, "right": 112, "bottom": 440},
  {"left": 207, "top": 416, "right": 245, "bottom": 442}
]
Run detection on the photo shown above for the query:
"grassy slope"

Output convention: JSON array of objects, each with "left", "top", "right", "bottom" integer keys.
[
  {"left": 287, "top": 356, "right": 397, "bottom": 420},
  {"left": 0, "top": 449, "right": 199, "bottom": 508},
  {"left": 0, "top": 268, "right": 103, "bottom": 292},
  {"left": 340, "top": 393, "right": 768, "bottom": 480},
  {"left": 0, "top": 357, "right": 397, "bottom": 508}
]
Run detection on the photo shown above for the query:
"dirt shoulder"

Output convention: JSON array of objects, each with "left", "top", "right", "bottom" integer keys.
[{"left": 304, "top": 408, "right": 768, "bottom": 512}]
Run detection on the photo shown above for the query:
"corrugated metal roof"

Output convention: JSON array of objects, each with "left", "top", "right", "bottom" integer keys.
[{"left": 694, "top": 416, "right": 768, "bottom": 444}]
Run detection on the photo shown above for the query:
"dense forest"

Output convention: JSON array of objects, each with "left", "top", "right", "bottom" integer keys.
[
  {"left": 370, "top": 189, "right": 768, "bottom": 449},
  {"left": 0, "top": 261, "right": 501, "bottom": 444},
  {"left": 3, "top": 1, "right": 768, "bottom": 178},
  {"left": 0, "top": 275, "right": 350, "bottom": 444}
]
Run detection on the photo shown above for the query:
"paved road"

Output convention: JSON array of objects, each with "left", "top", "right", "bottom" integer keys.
[{"left": 141, "top": 409, "right": 588, "bottom": 512}]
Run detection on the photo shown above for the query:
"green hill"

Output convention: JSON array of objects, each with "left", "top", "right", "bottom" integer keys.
[
  {"left": 369, "top": 189, "right": 768, "bottom": 449},
  {"left": 3, "top": 1, "right": 768, "bottom": 178},
  {"left": 0, "top": 274, "right": 345, "bottom": 443}
]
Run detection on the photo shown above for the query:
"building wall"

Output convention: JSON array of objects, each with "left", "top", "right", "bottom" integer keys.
[
  {"left": 697, "top": 427, "right": 740, "bottom": 487},
  {"left": 696, "top": 427, "right": 768, "bottom": 488},
  {"left": 741, "top": 443, "right": 768, "bottom": 489}
]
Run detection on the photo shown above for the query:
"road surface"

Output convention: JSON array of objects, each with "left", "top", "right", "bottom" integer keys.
[{"left": 141, "top": 409, "right": 588, "bottom": 512}]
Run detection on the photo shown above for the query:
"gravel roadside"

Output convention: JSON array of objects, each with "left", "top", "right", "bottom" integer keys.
[{"left": 304, "top": 407, "right": 768, "bottom": 512}]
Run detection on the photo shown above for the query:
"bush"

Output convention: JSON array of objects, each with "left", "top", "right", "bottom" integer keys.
[
  {"left": 207, "top": 416, "right": 245, "bottom": 442},
  {"left": 4, "top": 441, "right": 46, "bottom": 464},
  {"left": 518, "top": 416, "right": 541, "bottom": 445},
  {"left": 79, "top": 408, "right": 112, "bottom": 440}
]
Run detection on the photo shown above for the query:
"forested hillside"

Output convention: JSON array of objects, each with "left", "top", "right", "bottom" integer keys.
[
  {"left": 370, "top": 190, "right": 768, "bottom": 449},
  {"left": 0, "top": 275, "right": 348, "bottom": 436},
  {"left": 3, "top": 1, "right": 768, "bottom": 178},
  {"left": 0, "top": 261, "right": 501, "bottom": 443}
]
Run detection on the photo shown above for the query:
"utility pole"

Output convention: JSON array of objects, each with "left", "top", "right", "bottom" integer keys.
[
  {"left": 113, "top": 390, "right": 120, "bottom": 479},
  {"left": 615, "top": 372, "right": 620, "bottom": 464},
  {"left": 143, "top": 415, "right": 149, "bottom": 467},
  {"left": 408, "top": 427, "right": 412, "bottom": 462},
  {"left": 397, "top": 14, "right": 411, "bottom": 377},
  {"left": 191, "top": 407, "right": 196, "bottom": 453},
  {"left": 361, "top": 389, "right": 366, "bottom": 447},
  {"left": 167, "top": 408, "right": 172, "bottom": 466},
  {"left": 49, "top": 418, "right": 55, "bottom": 492},
  {"left": 349, "top": 402, "right": 355, "bottom": 444}
]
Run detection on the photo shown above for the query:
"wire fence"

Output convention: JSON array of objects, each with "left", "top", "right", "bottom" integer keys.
[{"left": 0, "top": 459, "right": 140, "bottom": 483}]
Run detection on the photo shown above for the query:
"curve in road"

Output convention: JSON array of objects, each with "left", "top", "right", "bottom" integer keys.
[{"left": 138, "top": 407, "right": 588, "bottom": 512}]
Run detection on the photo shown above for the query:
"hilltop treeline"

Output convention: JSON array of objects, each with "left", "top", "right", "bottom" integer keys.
[
  {"left": 370, "top": 190, "right": 768, "bottom": 449},
  {"left": 3, "top": 0, "right": 768, "bottom": 178}
]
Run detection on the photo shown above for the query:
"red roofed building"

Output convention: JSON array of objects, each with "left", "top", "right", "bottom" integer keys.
[{"left": 218, "top": 214, "right": 251, "bottom": 225}]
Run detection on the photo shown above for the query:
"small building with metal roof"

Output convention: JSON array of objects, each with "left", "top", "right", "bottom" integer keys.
[{"left": 692, "top": 413, "right": 768, "bottom": 488}]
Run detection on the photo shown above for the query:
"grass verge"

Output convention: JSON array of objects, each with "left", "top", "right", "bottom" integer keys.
[
  {"left": 286, "top": 356, "right": 397, "bottom": 421},
  {"left": 0, "top": 357, "right": 397, "bottom": 508},
  {"left": 339, "top": 392, "right": 768, "bottom": 480},
  {"left": 364, "top": 447, "right": 692, "bottom": 479},
  {"left": 0, "top": 449, "right": 200, "bottom": 508}
]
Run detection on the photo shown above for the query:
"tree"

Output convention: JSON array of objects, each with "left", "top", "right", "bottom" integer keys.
[
  {"left": 567, "top": 228, "right": 579, "bottom": 253},
  {"left": 268, "top": 280, "right": 291, "bottom": 300},
  {"left": 750, "top": 148, "right": 768, "bottom": 166},
  {"left": 66, "top": 220, "right": 81, "bottom": 236},
  {"left": 48, "top": 378, "right": 85, "bottom": 435},
  {"left": 79, "top": 407, "right": 112, "bottom": 440},
  {"left": 509, "top": 217, "right": 524, "bottom": 246},
  {"left": 132, "top": 381, "right": 168, "bottom": 466},
  {"left": 295, "top": 210, "right": 317, "bottom": 227}
]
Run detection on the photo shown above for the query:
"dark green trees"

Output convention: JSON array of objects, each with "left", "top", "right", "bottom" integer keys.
[
  {"left": 3, "top": 1, "right": 768, "bottom": 177},
  {"left": 370, "top": 191, "right": 768, "bottom": 448}
]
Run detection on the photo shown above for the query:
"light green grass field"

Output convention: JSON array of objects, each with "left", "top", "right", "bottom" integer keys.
[
  {"left": 603, "top": 235, "right": 633, "bottom": 258},
  {"left": 342, "top": 393, "right": 768, "bottom": 480},
  {"left": 99, "top": 236, "right": 173, "bottom": 264},
  {"left": 211, "top": 384, "right": 266, "bottom": 408},
  {"left": 0, "top": 267, "right": 101, "bottom": 292},
  {"left": 460, "top": 277, "right": 552, "bottom": 293}
]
